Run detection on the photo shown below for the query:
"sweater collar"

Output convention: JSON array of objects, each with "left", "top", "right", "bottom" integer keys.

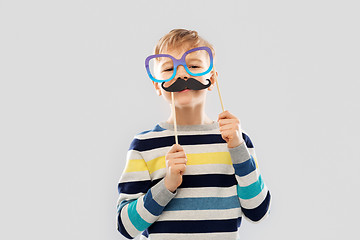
[{"left": 158, "top": 120, "right": 219, "bottom": 132}]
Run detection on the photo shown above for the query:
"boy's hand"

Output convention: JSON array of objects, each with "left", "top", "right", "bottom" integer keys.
[
  {"left": 217, "top": 110, "right": 245, "bottom": 148},
  {"left": 164, "top": 144, "right": 187, "bottom": 193}
]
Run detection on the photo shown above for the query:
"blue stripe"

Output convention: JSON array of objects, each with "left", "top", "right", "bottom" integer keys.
[
  {"left": 127, "top": 200, "right": 151, "bottom": 231},
  {"left": 180, "top": 174, "right": 237, "bottom": 188},
  {"left": 119, "top": 174, "right": 237, "bottom": 195},
  {"left": 164, "top": 195, "right": 240, "bottom": 211},
  {"left": 147, "top": 218, "right": 241, "bottom": 234},
  {"left": 143, "top": 189, "right": 164, "bottom": 216},
  {"left": 242, "top": 191, "right": 271, "bottom": 221},
  {"left": 233, "top": 155, "right": 256, "bottom": 177},
  {"left": 129, "top": 134, "right": 226, "bottom": 151},
  {"left": 117, "top": 199, "right": 135, "bottom": 213},
  {"left": 237, "top": 216, "right": 242, "bottom": 227},
  {"left": 137, "top": 124, "right": 166, "bottom": 135},
  {"left": 237, "top": 175, "right": 264, "bottom": 200},
  {"left": 141, "top": 230, "right": 149, "bottom": 238},
  {"left": 242, "top": 132, "right": 254, "bottom": 148},
  {"left": 130, "top": 127, "right": 254, "bottom": 152},
  {"left": 118, "top": 180, "right": 152, "bottom": 194}
]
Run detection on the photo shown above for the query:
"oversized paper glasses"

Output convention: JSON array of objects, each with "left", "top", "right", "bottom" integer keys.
[
  {"left": 145, "top": 46, "right": 225, "bottom": 145},
  {"left": 145, "top": 46, "right": 214, "bottom": 83}
]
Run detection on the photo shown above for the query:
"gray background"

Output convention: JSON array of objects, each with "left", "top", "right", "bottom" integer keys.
[{"left": 1, "top": 0, "right": 359, "bottom": 239}]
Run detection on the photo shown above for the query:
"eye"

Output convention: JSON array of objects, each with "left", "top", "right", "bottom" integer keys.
[
  {"left": 190, "top": 65, "right": 200, "bottom": 68},
  {"left": 163, "top": 68, "right": 173, "bottom": 72}
]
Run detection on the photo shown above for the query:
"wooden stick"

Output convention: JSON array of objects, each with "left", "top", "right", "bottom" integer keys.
[
  {"left": 171, "top": 92, "right": 178, "bottom": 145},
  {"left": 214, "top": 74, "right": 225, "bottom": 112}
]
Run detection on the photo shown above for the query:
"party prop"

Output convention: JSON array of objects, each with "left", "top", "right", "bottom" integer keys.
[
  {"left": 145, "top": 46, "right": 225, "bottom": 144},
  {"left": 145, "top": 46, "right": 214, "bottom": 83},
  {"left": 162, "top": 77, "right": 211, "bottom": 92},
  {"left": 214, "top": 74, "right": 225, "bottom": 112},
  {"left": 171, "top": 92, "right": 178, "bottom": 145}
]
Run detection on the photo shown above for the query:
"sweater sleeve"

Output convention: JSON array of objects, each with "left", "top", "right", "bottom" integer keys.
[
  {"left": 116, "top": 138, "right": 177, "bottom": 239},
  {"left": 228, "top": 132, "right": 271, "bottom": 222}
]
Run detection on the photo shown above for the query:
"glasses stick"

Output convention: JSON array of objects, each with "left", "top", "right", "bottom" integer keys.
[
  {"left": 214, "top": 74, "right": 225, "bottom": 112},
  {"left": 171, "top": 92, "right": 179, "bottom": 145}
]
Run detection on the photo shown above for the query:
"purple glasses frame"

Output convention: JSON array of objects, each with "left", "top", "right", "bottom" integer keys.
[{"left": 145, "top": 46, "right": 214, "bottom": 83}]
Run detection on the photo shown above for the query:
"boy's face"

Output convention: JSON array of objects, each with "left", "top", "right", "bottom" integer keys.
[{"left": 152, "top": 44, "right": 217, "bottom": 108}]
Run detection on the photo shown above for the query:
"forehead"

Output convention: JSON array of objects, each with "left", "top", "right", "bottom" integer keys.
[
  {"left": 161, "top": 42, "right": 198, "bottom": 57},
  {"left": 156, "top": 50, "right": 208, "bottom": 66},
  {"left": 161, "top": 46, "right": 208, "bottom": 61}
]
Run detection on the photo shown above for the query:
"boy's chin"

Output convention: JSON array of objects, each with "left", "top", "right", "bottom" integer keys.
[
  {"left": 165, "top": 90, "right": 205, "bottom": 106},
  {"left": 174, "top": 96, "right": 199, "bottom": 107}
]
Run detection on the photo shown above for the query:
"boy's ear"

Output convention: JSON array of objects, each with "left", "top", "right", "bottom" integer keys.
[
  {"left": 152, "top": 81, "right": 162, "bottom": 96},
  {"left": 208, "top": 70, "right": 218, "bottom": 91}
]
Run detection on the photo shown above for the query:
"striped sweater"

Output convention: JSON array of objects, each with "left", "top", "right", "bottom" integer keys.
[{"left": 116, "top": 121, "right": 271, "bottom": 240}]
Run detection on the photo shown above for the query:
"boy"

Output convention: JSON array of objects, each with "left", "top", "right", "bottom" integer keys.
[{"left": 116, "top": 29, "right": 271, "bottom": 239}]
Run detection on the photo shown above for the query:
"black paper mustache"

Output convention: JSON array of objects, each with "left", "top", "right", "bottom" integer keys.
[{"left": 161, "top": 77, "right": 212, "bottom": 92}]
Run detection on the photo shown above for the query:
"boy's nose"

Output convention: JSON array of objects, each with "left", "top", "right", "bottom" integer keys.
[{"left": 175, "top": 65, "right": 190, "bottom": 79}]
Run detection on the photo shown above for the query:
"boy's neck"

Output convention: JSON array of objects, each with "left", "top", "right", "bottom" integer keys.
[{"left": 166, "top": 103, "right": 213, "bottom": 125}]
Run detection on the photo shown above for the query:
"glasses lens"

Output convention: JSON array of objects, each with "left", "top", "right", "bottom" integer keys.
[
  {"left": 149, "top": 56, "right": 174, "bottom": 81},
  {"left": 185, "top": 49, "right": 211, "bottom": 75}
]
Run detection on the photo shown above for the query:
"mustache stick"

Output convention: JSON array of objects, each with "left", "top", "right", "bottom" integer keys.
[
  {"left": 171, "top": 92, "right": 179, "bottom": 145},
  {"left": 166, "top": 74, "right": 220, "bottom": 144},
  {"left": 214, "top": 72, "right": 225, "bottom": 112},
  {"left": 214, "top": 69, "right": 225, "bottom": 112}
]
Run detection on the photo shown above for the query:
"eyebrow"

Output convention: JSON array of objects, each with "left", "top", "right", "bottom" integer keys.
[
  {"left": 159, "top": 59, "right": 173, "bottom": 65},
  {"left": 186, "top": 58, "right": 205, "bottom": 63},
  {"left": 186, "top": 57, "right": 203, "bottom": 61}
]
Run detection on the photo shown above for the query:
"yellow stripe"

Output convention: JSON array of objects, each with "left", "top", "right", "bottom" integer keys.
[
  {"left": 124, "top": 159, "right": 148, "bottom": 173},
  {"left": 147, "top": 156, "right": 166, "bottom": 175},
  {"left": 253, "top": 155, "right": 259, "bottom": 169},
  {"left": 147, "top": 152, "right": 232, "bottom": 174}
]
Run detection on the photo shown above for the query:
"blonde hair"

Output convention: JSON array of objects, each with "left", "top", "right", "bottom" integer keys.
[{"left": 154, "top": 29, "right": 216, "bottom": 65}]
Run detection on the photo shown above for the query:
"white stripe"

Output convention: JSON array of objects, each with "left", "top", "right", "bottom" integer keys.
[
  {"left": 158, "top": 208, "right": 242, "bottom": 221},
  {"left": 248, "top": 147, "right": 256, "bottom": 158},
  {"left": 139, "top": 235, "right": 149, "bottom": 240},
  {"left": 174, "top": 185, "right": 237, "bottom": 198},
  {"left": 183, "top": 164, "right": 235, "bottom": 175},
  {"left": 136, "top": 128, "right": 222, "bottom": 140},
  {"left": 140, "top": 231, "right": 238, "bottom": 240},
  {"left": 182, "top": 143, "right": 228, "bottom": 154},
  {"left": 117, "top": 192, "right": 144, "bottom": 205},
  {"left": 126, "top": 149, "right": 142, "bottom": 160},
  {"left": 135, "top": 129, "right": 172, "bottom": 140},
  {"left": 141, "top": 143, "right": 229, "bottom": 163},
  {"left": 142, "top": 146, "right": 169, "bottom": 162},
  {"left": 239, "top": 185, "right": 269, "bottom": 209},
  {"left": 235, "top": 169, "right": 260, "bottom": 187},
  {"left": 119, "top": 171, "right": 150, "bottom": 183}
]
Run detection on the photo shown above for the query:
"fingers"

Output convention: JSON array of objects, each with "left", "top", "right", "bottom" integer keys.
[
  {"left": 164, "top": 144, "right": 188, "bottom": 192},
  {"left": 218, "top": 118, "right": 239, "bottom": 124},
  {"left": 169, "top": 164, "right": 186, "bottom": 175},
  {"left": 218, "top": 110, "right": 237, "bottom": 120},
  {"left": 166, "top": 144, "right": 187, "bottom": 168},
  {"left": 166, "top": 158, "right": 187, "bottom": 167},
  {"left": 168, "top": 143, "right": 184, "bottom": 153},
  {"left": 167, "top": 144, "right": 186, "bottom": 160},
  {"left": 168, "top": 150, "right": 186, "bottom": 159},
  {"left": 221, "top": 130, "right": 235, "bottom": 140},
  {"left": 218, "top": 119, "right": 240, "bottom": 128},
  {"left": 219, "top": 123, "right": 237, "bottom": 131}
]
